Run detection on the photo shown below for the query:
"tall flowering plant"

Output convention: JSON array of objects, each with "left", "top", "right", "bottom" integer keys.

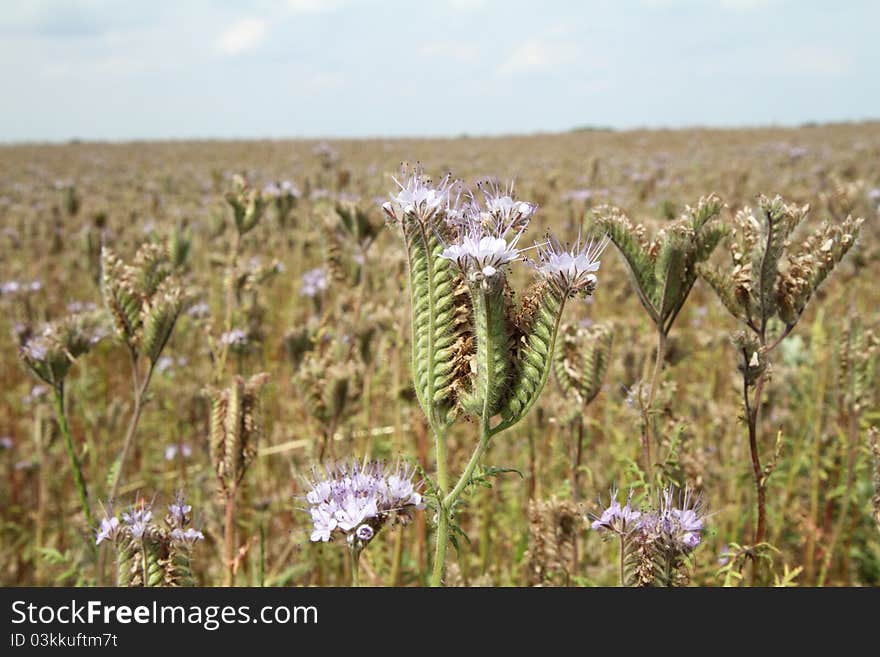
[{"left": 383, "top": 167, "right": 609, "bottom": 585}]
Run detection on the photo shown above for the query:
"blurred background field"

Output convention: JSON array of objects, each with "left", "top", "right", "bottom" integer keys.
[{"left": 1, "top": 122, "right": 879, "bottom": 586}]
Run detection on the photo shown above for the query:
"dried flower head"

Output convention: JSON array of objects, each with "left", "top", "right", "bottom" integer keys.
[{"left": 18, "top": 311, "right": 108, "bottom": 388}]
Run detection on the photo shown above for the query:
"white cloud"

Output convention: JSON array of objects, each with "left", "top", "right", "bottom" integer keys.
[
  {"left": 498, "top": 38, "right": 579, "bottom": 75},
  {"left": 419, "top": 41, "right": 477, "bottom": 63},
  {"left": 216, "top": 18, "right": 268, "bottom": 56}
]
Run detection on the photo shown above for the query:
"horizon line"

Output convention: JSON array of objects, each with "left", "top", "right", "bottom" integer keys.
[{"left": 2, "top": 118, "right": 879, "bottom": 147}]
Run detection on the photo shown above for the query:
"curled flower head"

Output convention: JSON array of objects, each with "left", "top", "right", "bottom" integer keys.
[
  {"left": 534, "top": 234, "right": 610, "bottom": 297},
  {"left": 590, "top": 489, "right": 642, "bottom": 535},
  {"left": 302, "top": 459, "right": 425, "bottom": 546}
]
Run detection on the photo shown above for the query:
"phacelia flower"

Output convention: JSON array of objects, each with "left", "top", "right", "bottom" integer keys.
[
  {"left": 302, "top": 460, "right": 425, "bottom": 546},
  {"left": 534, "top": 234, "right": 610, "bottom": 297},
  {"left": 637, "top": 485, "right": 706, "bottom": 554},
  {"left": 300, "top": 267, "right": 329, "bottom": 298},
  {"left": 382, "top": 166, "right": 454, "bottom": 224},
  {"left": 439, "top": 181, "right": 535, "bottom": 280},
  {"left": 95, "top": 515, "right": 122, "bottom": 545},
  {"left": 123, "top": 505, "right": 153, "bottom": 539},
  {"left": 220, "top": 329, "right": 248, "bottom": 347},
  {"left": 164, "top": 443, "right": 192, "bottom": 461},
  {"left": 590, "top": 490, "right": 642, "bottom": 535},
  {"left": 170, "top": 528, "right": 204, "bottom": 544}
]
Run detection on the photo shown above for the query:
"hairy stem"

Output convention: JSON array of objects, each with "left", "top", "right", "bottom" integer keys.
[
  {"left": 52, "top": 384, "right": 96, "bottom": 530},
  {"left": 430, "top": 423, "right": 449, "bottom": 587},
  {"left": 108, "top": 354, "right": 155, "bottom": 502},
  {"left": 350, "top": 545, "right": 361, "bottom": 588},
  {"left": 642, "top": 327, "right": 667, "bottom": 487},
  {"left": 744, "top": 364, "right": 767, "bottom": 544}
]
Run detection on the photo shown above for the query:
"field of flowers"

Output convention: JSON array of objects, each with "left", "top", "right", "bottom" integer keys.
[{"left": 1, "top": 122, "right": 878, "bottom": 587}]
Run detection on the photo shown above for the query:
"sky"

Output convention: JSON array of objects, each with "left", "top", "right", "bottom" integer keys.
[{"left": 1, "top": 0, "right": 878, "bottom": 142}]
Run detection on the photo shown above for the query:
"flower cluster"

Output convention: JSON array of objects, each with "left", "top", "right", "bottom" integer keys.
[
  {"left": 96, "top": 495, "right": 204, "bottom": 587},
  {"left": 18, "top": 311, "right": 109, "bottom": 388},
  {"left": 534, "top": 234, "right": 610, "bottom": 298},
  {"left": 590, "top": 489, "right": 642, "bottom": 534},
  {"left": 439, "top": 183, "right": 533, "bottom": 281},
  {"left": 638, "top": 486, "right": 705, "bottom": 552},
  {"left": 383, "top": 166, "right": 608, "bottom": 293},
  {"left": 304, "top": 460, "right": 425, "bottom": 546},
  {"left": 592, "top": 486, "right": 705, "bottom": 553},
  {"left": 96, "top": 497, "right": 204, "bottom": 547},
  {"left": 382, "top": 166, "right": 454, "bottom": 223}
]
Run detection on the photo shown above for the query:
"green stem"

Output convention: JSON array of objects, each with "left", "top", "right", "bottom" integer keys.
[
  {"left": 52, "top": 384, "right": 96, "bottom": 529},
  {"left": 642, "top": 327, "right": 666, "bottom": 487},
  {"left": 433, "top": 289, "right": 496, "bottom": 584},
  {"left": 350, "top": 545, "right": 361, "bottom": 588},
  {"left": 619, "top": 534, "right": 626, "bottom": 587},
  {"left": 108, "top": 355, "right": 155, "bottom": 502},
  {"left": 430, "top": 423, "right": 449, "bottom": 587}
]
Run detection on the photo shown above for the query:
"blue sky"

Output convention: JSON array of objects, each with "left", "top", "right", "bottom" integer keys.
[{"left": 1, "top": 0, "right": 877, "bottom": 141}]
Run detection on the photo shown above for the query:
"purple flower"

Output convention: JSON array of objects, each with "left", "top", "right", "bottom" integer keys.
[
  {"left": 164, "top": 443, "right": 192, "bottom": 461},
  {"left": 170, "top": 528, "right": 204, "bottom": 544},
  {"left": 168, "top": 500, "right": 192, "bottom": 525},
  {"left": 95, "top": 516, "right": 121, "bottom": 545},
  {"left": 22, "top": 338, "right": 49, "bottom": 361},
  {"left": 300, "top": 268, "right": 329, "bottom": 298},
  {"left": 638, "top": 485, "right": 706, "bottom": 554},
  {"left": 187, "top": 301, "right": 211, "bottom": 318},
  {"left": 220, "top": 329, "right": 248, "bottom": 347},
  {"left": 590, "top": 490, "right": 641, "bottom": 534},
  {"left": 122, "top": 506, "right": 153, "bottom": 539},
  {"left": 0, "top": 436, "right": 13, "bottom": 450},
  {"left": 303, "top": 460, "right": 425, "bottom": 545}
]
